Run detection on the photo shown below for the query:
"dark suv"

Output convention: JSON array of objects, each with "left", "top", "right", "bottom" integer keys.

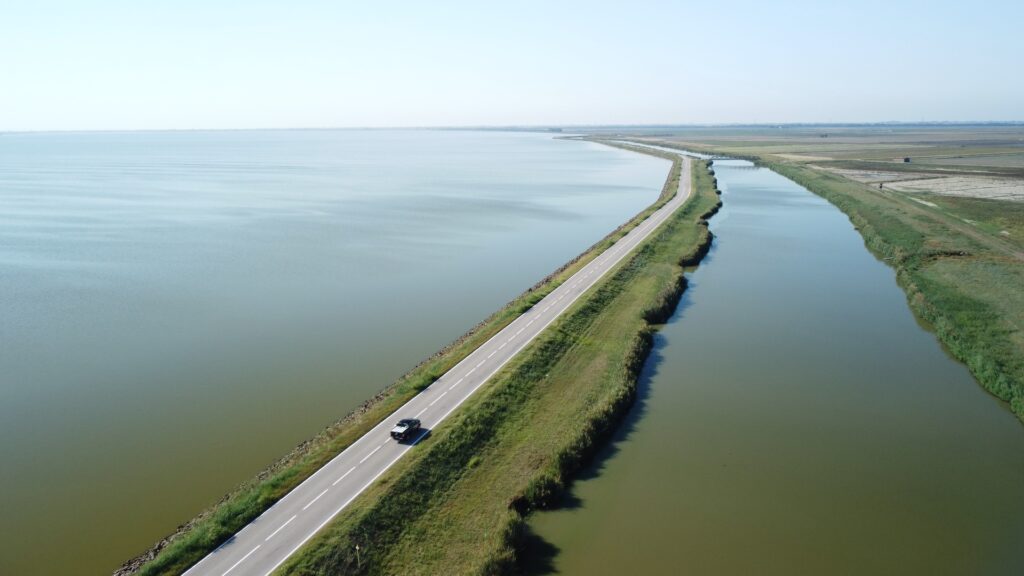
[{"left": 390, "top": 418, "right": 421, "bottom": 441}]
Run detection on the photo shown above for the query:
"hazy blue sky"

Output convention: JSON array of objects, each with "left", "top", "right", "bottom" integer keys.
[{"left": 3, "top": 0, "right": 1022, "bottom": 130}]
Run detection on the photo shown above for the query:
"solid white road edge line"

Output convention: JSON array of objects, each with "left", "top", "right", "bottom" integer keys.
[{"left": 258, "top": 431, "right": 429, "bottom": 576}]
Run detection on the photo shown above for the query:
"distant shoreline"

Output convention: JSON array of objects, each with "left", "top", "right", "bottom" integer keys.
[{"left": 5, "top": 120, "right": 1024, "bottom": 136}]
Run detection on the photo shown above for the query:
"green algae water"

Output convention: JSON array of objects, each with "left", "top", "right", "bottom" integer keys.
[
  {"left": 0, "top": 130, "right": 669, "bottom": 575},
  {"left": 526, "top": 159, "right": 1024, "bottom": 575}
]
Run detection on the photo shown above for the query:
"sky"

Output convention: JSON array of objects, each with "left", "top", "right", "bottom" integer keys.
[{"left": 2, "top": 0, "right": 1022, "bottom": 131}]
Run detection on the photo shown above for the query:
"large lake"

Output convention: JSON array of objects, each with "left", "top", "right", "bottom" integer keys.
[
  {"left": 527, "top": 158, "right": 1024, "bottom": 574},
  {"left": 0, "top": 130, "right": 669, "bottom": 575}
]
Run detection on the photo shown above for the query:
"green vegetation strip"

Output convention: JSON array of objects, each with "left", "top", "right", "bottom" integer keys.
[
  {"left": 124, "top": 146, "right": 681, "bottom": 576},
  {"left": 626, "top": 133, "right": 1023, "bottom": 424},
  {"left": 765, "top": 162, "right": 1024, "bottom": 422},
  {"left": 276, "top": 161, "right": 721, "bottom": 575}
]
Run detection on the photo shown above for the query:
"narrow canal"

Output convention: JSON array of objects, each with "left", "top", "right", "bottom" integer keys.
[{"left": 526, "top": 158, "right": 1024, "bottom": 575}]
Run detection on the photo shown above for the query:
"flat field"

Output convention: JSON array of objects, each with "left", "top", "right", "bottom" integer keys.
[{"left": 630, "top": 124, "right": 1024, "bottom": 200}]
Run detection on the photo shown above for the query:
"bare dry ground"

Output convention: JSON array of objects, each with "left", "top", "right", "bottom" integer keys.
[
  {"left": 884, "top": 174, "right": 1024, "bottom": 201},
  {"left": 817, "top": 166, "right": 1024, "bottom": 201},
  {"left": 819, "top": 167, "right": 935, "bottom": 183}
]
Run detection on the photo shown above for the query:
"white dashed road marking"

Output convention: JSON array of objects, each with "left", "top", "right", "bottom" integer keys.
[
  {"left": 221, "top": 545, "right": 260, "bottom": 576},
  {"left": 333, "top": 467, "right": 356, "bottom": 486},
  {"left": 358, "top": 446, "right": 382, "bottom": 464},
  {"left": 265, "top": 516, "right": 296, "bottom": 542},
  {"left": 302, "top": 489, "right": 329, "bottom": 511}
]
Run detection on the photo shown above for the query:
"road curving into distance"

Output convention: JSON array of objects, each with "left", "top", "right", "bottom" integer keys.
[{"left": 184, "top": 156, "right": 692, "bottom": 576}]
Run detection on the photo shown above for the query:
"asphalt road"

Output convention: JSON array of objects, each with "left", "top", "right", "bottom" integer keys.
[{"left": 183, "top": 156, "right": 692, "bottom": 576}]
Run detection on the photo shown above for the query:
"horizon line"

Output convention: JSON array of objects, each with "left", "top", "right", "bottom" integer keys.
[{"left": 4, "top": 119, "right": 1024, "bottom": 135}]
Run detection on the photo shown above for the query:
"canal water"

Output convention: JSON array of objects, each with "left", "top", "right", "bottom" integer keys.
[
  {"left": 0, "top": 131, "right": 669, "bottom": 575},
  {"left": 527, "top": 158, "right": 1024, "bottom": 574}
]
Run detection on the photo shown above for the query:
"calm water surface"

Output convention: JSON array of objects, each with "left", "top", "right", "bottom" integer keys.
[
  {"left": 0, "top": 130, "right": 669, "bottom": 575},
  {"left": 528, "top": 159, "right": 1024, "bottom": 575}
]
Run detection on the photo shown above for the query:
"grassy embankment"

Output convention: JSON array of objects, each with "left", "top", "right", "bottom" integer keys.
[
  {"left": 767, "top": 163, "right": 1024, "bottom": 421},
  {"left": 626, "top": 136, "right": 1024, "bottom": 422},
  {"left": 275, "top": 159, "right": 721, "bottom": 575},
  {"left": 126, "top": 145, "right": 684, "bottom": 576}
]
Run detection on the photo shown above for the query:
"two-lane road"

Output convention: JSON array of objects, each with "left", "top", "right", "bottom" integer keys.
[{"left": 184, "top": 156, "right": 692, "bottom": 576}]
